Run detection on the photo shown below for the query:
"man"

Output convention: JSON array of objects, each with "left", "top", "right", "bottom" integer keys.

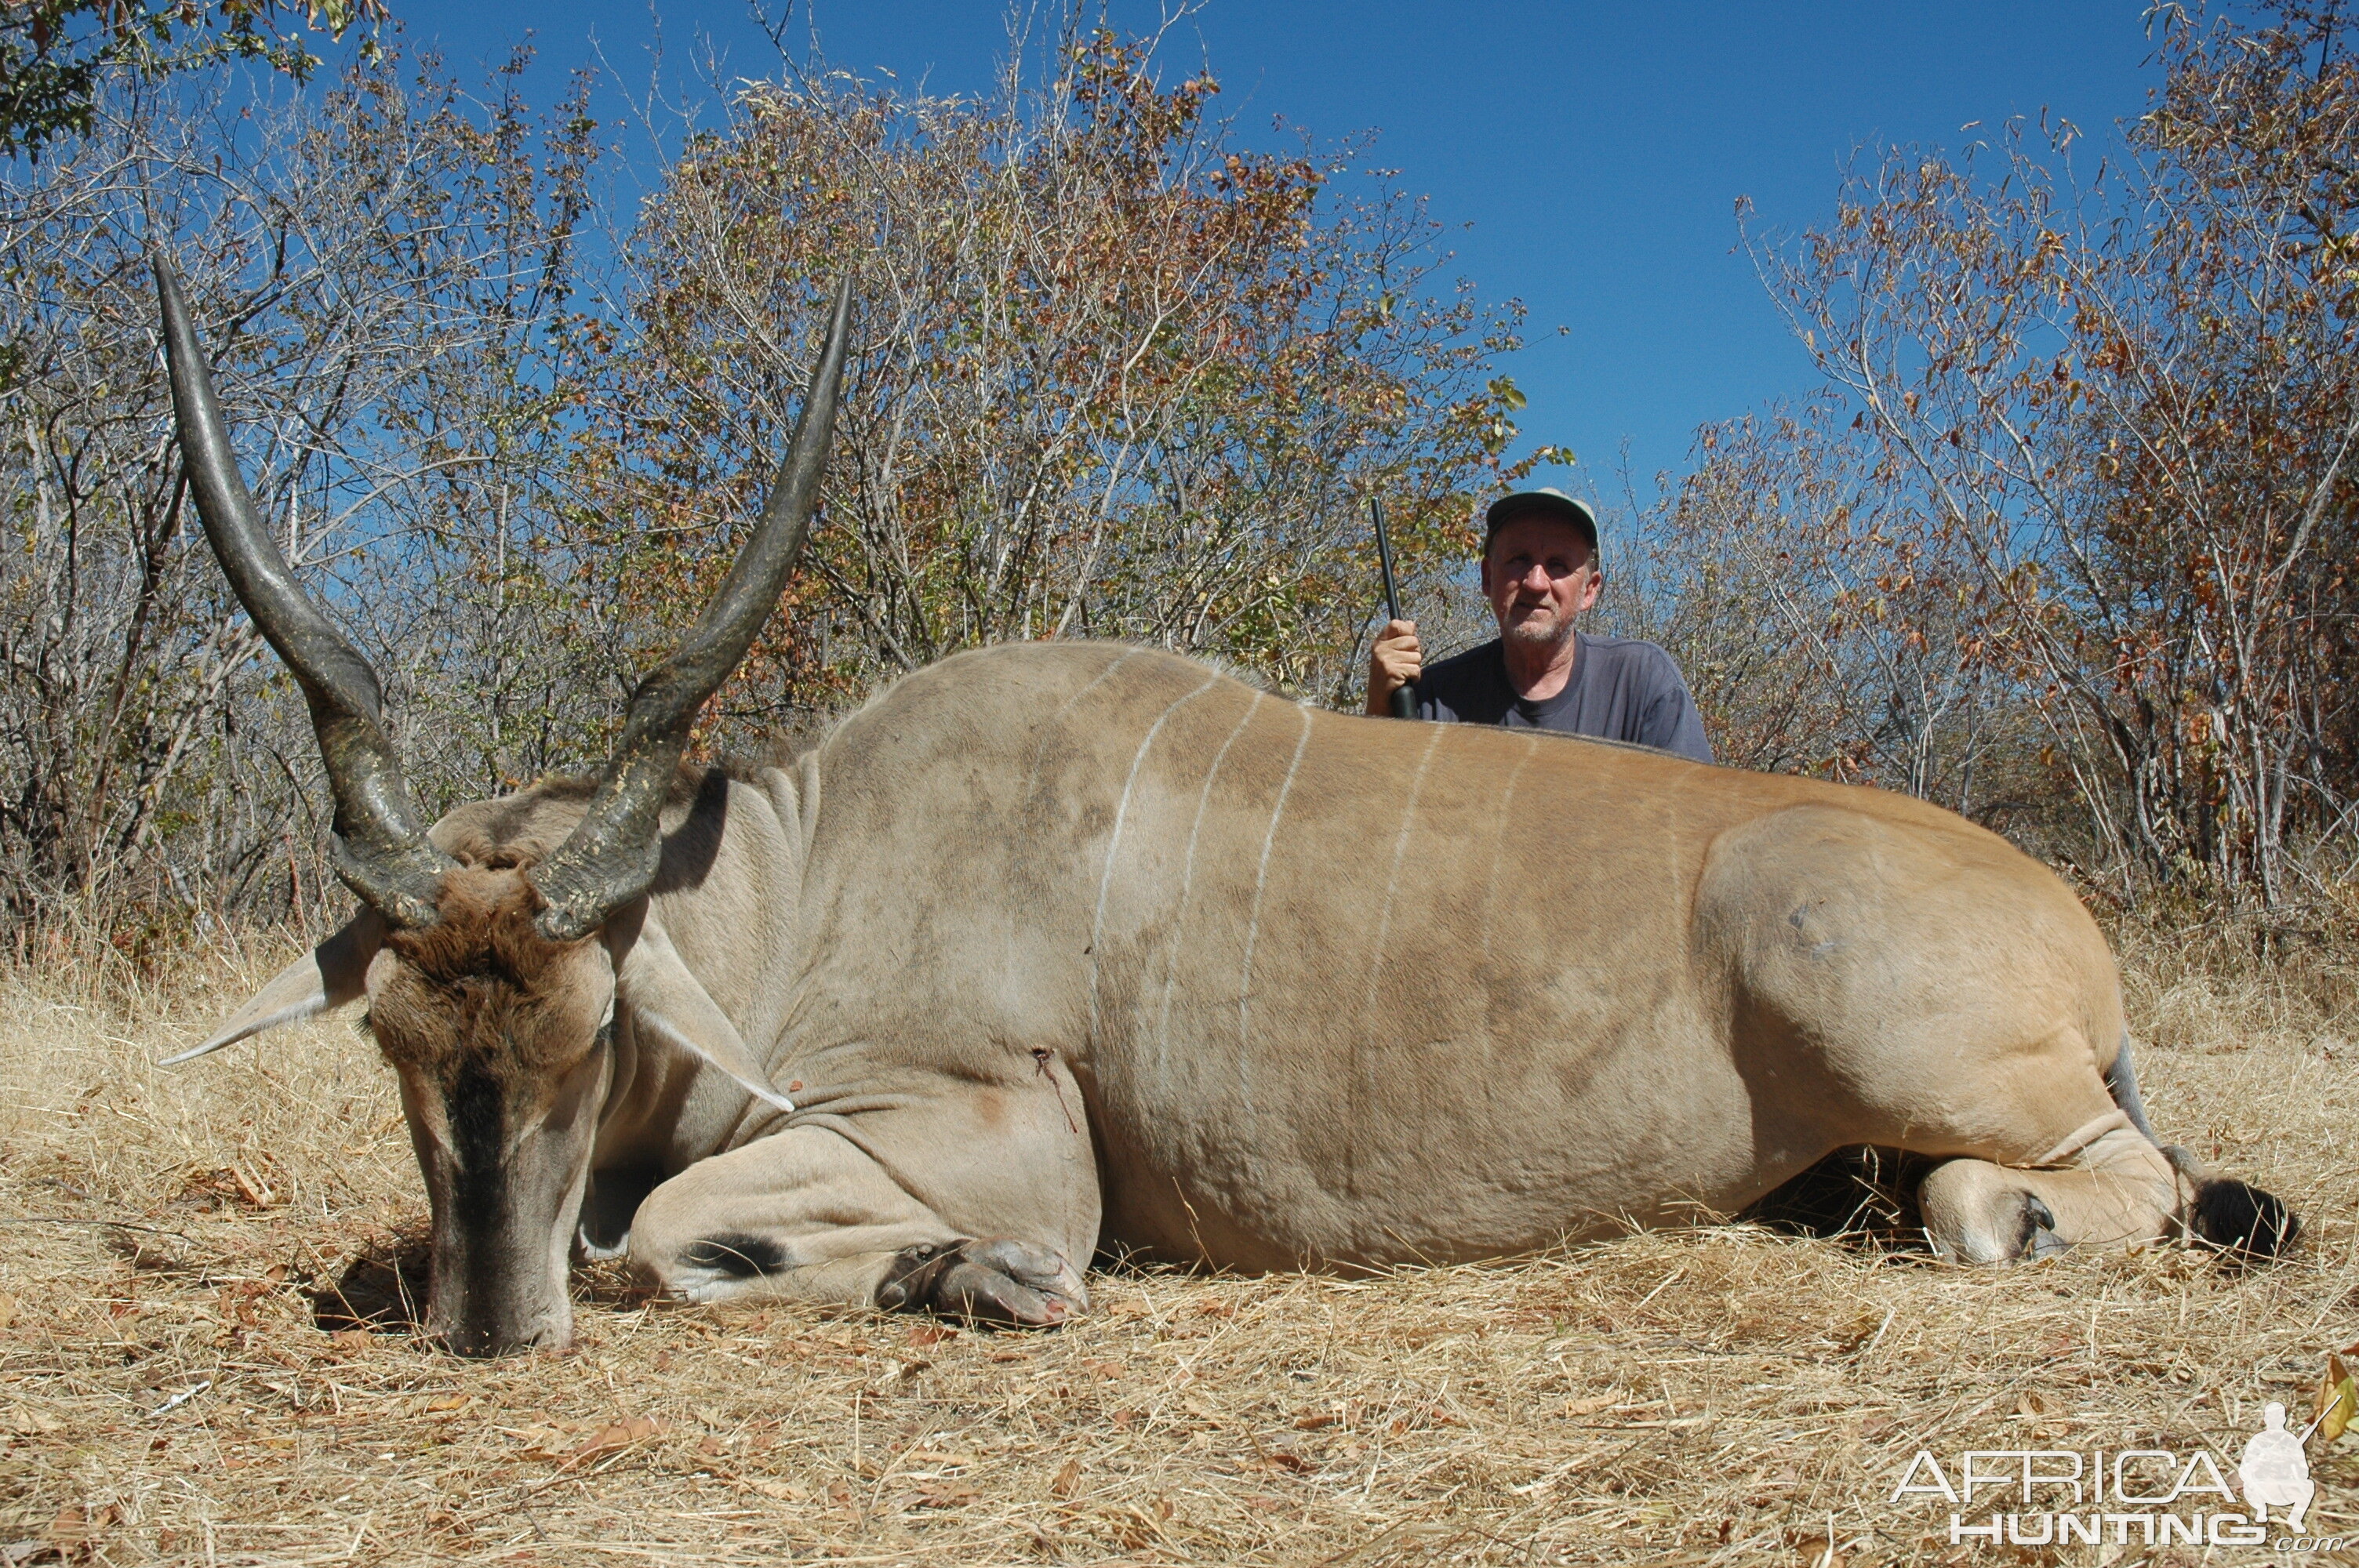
[{"left": 1365, "top": 488, "right": 1714, "bottom": 764}]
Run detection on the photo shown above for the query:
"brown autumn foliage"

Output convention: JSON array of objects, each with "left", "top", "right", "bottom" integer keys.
[
  {"left": 558, "top": 27, "right": 1532, "bottom": 732},
  {"left": 1679, "top": 0, "right": 2359, "bottom": 913},
  {"left": 0, "top": 51, "right": 600, "bottom": 944},
  {"left": 5, "top": 3, "right": 2357, "bottom": 947},
  {"left": 0, "top": 26, "right": 1533, "bottom": 944}
]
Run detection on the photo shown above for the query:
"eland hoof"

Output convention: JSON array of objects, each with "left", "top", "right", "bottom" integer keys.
[{"left": 876, "top": 1237, "right": 1088, "bottom": 1327}]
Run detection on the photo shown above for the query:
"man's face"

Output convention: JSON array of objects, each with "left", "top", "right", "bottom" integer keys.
[{"left": 1481, "top": 515, "right": 1601, "bottom": 648}]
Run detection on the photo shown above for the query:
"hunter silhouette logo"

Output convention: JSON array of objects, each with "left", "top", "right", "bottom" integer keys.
[{"left": 2239, "top": 1403, "right": 2314, "bottom": 1530}]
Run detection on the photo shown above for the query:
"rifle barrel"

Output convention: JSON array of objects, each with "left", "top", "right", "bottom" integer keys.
[
  {"left": 1371, "top": 496, "right": 1403, "bottom": 623},
  {"left": 1370, "top": 497, "right": 1416, "bottom": 720}
]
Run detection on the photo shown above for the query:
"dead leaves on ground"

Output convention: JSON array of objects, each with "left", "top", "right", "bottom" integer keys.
[
  {"left": 502, "top": 1413, "right": 664, "bottom": 1469},
  {"left": 175, "top": 1160, "right": 285, "bottom": 1212}
]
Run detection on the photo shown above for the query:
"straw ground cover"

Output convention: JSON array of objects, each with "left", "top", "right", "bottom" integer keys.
[{"left": 1, "top": 922, "right": 2354, "bottom": 1566}]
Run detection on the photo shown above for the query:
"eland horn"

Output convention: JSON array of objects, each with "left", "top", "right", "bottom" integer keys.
[
  {"left": 531, "top": 277, "right": 855, "bottom": 942},
  {"left": 154, "top": 253, "right": 455, "bottom": 929}
]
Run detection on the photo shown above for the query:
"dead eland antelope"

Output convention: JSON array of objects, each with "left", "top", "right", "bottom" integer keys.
[{"left": 155, "top": 260, "right": 2293, "bottom": 1359}]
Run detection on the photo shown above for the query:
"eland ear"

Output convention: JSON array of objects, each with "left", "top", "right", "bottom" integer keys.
[
  {"left": 615, "top": 919, "right": 796, "bottom": 1114},
  {"left": 163, "top": 911, "right": 386, "bottom": 1065}
]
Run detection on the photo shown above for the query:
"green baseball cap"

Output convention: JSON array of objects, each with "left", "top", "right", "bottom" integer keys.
[{"left": 1483, "top": 488, "right": 1600, "bottom": 554}]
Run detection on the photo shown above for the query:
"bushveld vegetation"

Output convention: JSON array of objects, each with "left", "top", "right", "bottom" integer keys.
[
  {"left": 5, "top": 5, "right": 2359, "bottom": 1564},
  {"left": 1616, "top": 2, "right": 2359, "bottom": 925},
  {"left": 2, "top": 7, "right": 2354, "bottom": 951},
  {"left": 0, "top": 14, "right": 1532, "bottom": 949}
]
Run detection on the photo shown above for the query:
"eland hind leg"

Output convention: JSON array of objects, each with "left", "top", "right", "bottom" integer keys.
[
  {"left": 1703, "top": 804, "right": 2296, "bottom": 1265},
  {"left": 1914, "top": 1039, "right": 2296, "bottom": 1264},
  {"left": 2103, "top": 1035, "right": 2298, "bottom": 1258},
  {"left": 1915, "top": 1112, "right": 2185, "bottom": 1264}
]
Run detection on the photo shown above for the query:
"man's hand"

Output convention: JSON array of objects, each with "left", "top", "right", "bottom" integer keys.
[{"left": 1365, "top": 619, "right": 1422, "bottom": 716}]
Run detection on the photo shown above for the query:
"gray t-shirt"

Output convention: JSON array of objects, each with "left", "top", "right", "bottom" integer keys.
[{"left": 1412, "top": 633, "right": 1715, "bottom": 764}]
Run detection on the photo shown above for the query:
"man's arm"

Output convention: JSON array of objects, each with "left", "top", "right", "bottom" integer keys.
[{"left": 1365, "top": 619, "right": 1422, "bottom": 717}]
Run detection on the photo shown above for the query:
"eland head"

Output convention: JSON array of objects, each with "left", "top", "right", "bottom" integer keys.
[{"left": 154, "top": 256, "right": 852, "bottom": 1355}]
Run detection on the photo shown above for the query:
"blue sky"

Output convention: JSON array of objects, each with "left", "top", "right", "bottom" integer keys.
[{"left": 374, "top": 2, "right": 2157, "bottom": 498}]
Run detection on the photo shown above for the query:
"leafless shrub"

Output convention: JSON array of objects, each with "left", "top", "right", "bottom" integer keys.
[
  {"left": 0, "top": 51, "right": 601, "bottom": 942},
  {"left": 1751, "top": 2, "right": 2359, "bottom": 909},
  {"left": 571, "top": 23, "right": 1526, "bottom": 724}
]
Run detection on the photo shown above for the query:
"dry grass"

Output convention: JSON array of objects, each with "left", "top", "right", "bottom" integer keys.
[{"left": 3, "top": 925, "right": 2357, "bottom": 1566}]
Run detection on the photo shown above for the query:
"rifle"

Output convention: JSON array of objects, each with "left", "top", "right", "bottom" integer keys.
[{"left": 1371, "top": 495, "right": 1416, "bottom": 720}]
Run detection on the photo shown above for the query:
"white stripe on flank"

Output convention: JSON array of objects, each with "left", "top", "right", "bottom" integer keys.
[
  {"left": 1084, "top": 672, "right": 1223, "bottom": 1044},
  {"left": 1234, "top": 704, "right": 1314, "bottom": 1077},
  {"left": 1344, "top": 721, "right": 1447, "bottom": 1196},
  {"left": 1154, "top": 689, "right": 1264, "bottom": 1075},
  {"left": 1007, "top": 645, "right": 1143, "bottom": 988},
  {"left": 1019, "top": 644, "right": 1144, "bottom": 802},
  {"left": 1478, "top": 732, "right": 1542, "bottom": 967},
  {"left": 1362, "top": 723, "right": 1448, "bottom": 1022}
]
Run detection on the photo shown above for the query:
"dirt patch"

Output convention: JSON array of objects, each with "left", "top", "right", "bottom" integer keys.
[{"left": 308, "top": 1231, "right": 431, "bottom": 1335}]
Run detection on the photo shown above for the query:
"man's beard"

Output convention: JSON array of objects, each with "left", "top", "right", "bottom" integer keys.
[{"left": 1501, "top": 610, "right": 1572, "bottom": 649}]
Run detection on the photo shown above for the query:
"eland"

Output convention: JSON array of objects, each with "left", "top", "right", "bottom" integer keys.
[{"left": 154, "top": 260, "right": 2293, "bottom": 1357}]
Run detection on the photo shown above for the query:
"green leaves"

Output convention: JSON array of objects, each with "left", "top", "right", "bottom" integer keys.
[{"left": 0, "top": 0, "right": 389, "bottom": 158}]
